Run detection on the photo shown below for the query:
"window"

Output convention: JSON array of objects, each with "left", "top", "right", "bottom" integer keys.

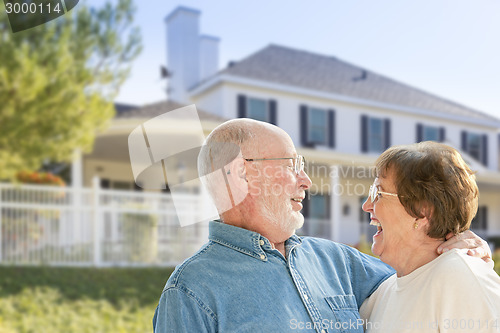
[
  {"left": 299, "top": 194, "right": 330, "bottom": 239},
  {"left": 368, "top": 118, "right": 384, "bottom": 152},
  {"left": 423, "top": 126, "right": 439, "bottom": 141},
  {"left": 308, "top": 107, "right": 328, "bottom": 144},
  {"left": 237, "top": 95, "right": 276, "bottom": 124},
  {"left": 417, "top": 124, "right": 445, "bottom": 142},
  {"left": 361, "top": 115, "right": 390, "bottom": 153},
  {"left": 300, "top": 105, "right": 335, "bottom": 148},
  {"left": 461, "top": 131, "right": 488, "bottom": 165},
  {"left": 309, "top": 194, "right": 329, "bottom": 219},
  {"left": 471, "top": 206, "right": 488, "bottom": 231},
  {"left": 247, "top": 97, "right": 268, "bottom": 122},
  {"left": 359, "top": 196, "right": 376, "bottom": 243}
]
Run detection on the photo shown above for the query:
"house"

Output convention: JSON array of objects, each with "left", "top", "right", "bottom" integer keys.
[{"left": 84, "top": 6, "right": 500, "bottom": 248}]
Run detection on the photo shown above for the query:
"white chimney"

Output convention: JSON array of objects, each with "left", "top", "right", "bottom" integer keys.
[
  {"left": 200, "top": 35, "right": 220, "bottom": 82},
  {"left": 165, "top": 7, "right": 201, "bottom": 103}
]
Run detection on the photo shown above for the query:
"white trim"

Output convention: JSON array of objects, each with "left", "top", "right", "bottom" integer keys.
[
  {"left": 330, "top": 165, "right": 341, "bottom": 242},
  {"left": 189, "top": 74, "right": 500, "bottom": 128}
]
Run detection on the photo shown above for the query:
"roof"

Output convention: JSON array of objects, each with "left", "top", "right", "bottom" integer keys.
[
  {"left": 115, "top": 100, "right": 226, "bottom": 122},
  {"left": 218, "top": 44, "right": 499, "bottom": 124}
]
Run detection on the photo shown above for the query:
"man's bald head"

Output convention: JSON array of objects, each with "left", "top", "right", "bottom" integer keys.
[{"left": 198, "top": 119, "right": 287, "bottom": 175}]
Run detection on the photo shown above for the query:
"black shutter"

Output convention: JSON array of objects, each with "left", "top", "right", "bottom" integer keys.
[
  {"left": 328, "top": 109, "right": 335, "bottom": 148},
  {"left": 416, "top": 123, "right": 423, "bottom": 142},
  {"left": 300, "top": 105, "right": 309, "bottom": 147},
  {"left": 461, "top": 131, "right": 468, "bottom": 151},
  {"left": 268, "top": 99, "right": 277, "bottom": 125},
  {"left": 482, "top": 134, "right": 488, "bottom": 166},
  {"left": 237, "top": 95, "right": 246, "bottom": 118},
  {"left": 482, "top": 206, "right": 488, "bottom": 230},
  {"left": 100, "top": 179, "right": 110, "bottom": 189},
  {"left": 302, "top": 193, "right": 310, "bottom": 218},
  {"left": 324, "top": 194, "right": 331, "bottom": 219},
  {"left": 361, "top": 115, "right": 368, "bottom": 152},
  {"left": 439, "top": 127, "right": 446, "bottom": 142},
  {"left": 384, "top": 119, "right": 391, "bottom": 149}
]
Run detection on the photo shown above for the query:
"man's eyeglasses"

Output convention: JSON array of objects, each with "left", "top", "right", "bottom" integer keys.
[
  {"left": 368, "top": 184, "right": 399, "bottom": 203},
  {"left": 244, "top": 155, "right": 306, "bottom": 175}
]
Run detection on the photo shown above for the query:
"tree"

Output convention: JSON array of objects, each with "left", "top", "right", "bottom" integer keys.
[{"left": 0, "top": 0, "right": 142, "bottom": 180}]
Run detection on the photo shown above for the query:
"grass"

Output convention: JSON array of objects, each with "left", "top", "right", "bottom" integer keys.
[{"left": 0, "top": 266, "right": 174, "bottom": 333}]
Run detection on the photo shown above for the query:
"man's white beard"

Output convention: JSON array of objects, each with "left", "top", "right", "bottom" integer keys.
[{"left": 259, "top": 192, "right": 304, "bottom": 232}]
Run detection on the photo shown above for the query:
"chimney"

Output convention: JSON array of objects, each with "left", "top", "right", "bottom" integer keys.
[
  {"left": 165, "top": 7, "right": 201, "bottom": 103},
  {"left": 200, "top": 35, "right": 220, "bottom": 82},
  {"left": 165, "top": 7, "right": 219, "bottom": 103}
]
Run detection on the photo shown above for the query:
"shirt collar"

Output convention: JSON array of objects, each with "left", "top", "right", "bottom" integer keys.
[{"left": 208, "top": 220, "right": 302, "bottom": 261}]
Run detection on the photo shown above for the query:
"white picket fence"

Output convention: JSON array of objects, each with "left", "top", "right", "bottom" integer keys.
[{"left": 0, "top": 180, "right": 209, "bottom": 267}]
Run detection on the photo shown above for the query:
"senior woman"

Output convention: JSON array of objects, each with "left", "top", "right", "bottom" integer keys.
[{"left": 359, "top": 141, "right": 500, "bottom": 333}]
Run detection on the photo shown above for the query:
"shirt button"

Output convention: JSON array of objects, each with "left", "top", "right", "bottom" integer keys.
[
  {"left": 303, "top": 294, "right": 308, "bottom": 300},
  {"left": 260, "top": 254, "right": 266, "bottom": 260},
  {"left": 321, "top": 330, "right": 326, "bottom": 333},
  {"left": 259, "top": 240, "right": 265, "bottom": 246}
]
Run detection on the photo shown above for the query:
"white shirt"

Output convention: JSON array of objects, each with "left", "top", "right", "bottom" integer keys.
[{"left": 360, "top": 249, "right": 500, "bottom": 332}]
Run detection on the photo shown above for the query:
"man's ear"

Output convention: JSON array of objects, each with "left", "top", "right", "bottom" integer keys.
[{"left": 225, "top": 158, "right": 249, "bottom": 206}]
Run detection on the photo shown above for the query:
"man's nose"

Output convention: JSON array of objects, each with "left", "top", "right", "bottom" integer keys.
[{"left": 298, "top": 170, "right": 312, "bottom": 189}]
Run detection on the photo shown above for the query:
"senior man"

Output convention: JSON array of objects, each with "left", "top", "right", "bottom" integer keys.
[{"left": 153, "top": 119, "right": 490, "bottom": 332}]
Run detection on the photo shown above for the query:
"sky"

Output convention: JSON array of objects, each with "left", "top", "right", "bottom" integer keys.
[{"left": 86, "top": 0, "right": 500, "bottom": 120}]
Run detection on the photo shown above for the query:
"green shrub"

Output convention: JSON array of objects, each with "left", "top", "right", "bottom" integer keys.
[
  {"left": 122, "top": 212, "right": 158, "bottom": 263},
  {"left": 0, "top": 266, "right": 174, "bottom": 333}
]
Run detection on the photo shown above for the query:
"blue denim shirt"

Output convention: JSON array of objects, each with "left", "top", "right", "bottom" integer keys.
[{"left": 153, "top": 221, "right": 394, "bottom": 332}]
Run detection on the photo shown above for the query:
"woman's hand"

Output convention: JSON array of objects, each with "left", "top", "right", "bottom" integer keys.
[{"left": 437, "top": 230, "right": 492, "bottom": 263}]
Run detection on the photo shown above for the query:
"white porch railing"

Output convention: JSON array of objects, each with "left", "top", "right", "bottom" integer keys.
[{"left": 0, "top": 180, "right": 208, "bottom": 267}]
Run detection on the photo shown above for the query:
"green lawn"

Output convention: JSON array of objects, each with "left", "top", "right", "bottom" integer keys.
[{"left": 0, "top": 266, "right": 174, "bottom": 333}]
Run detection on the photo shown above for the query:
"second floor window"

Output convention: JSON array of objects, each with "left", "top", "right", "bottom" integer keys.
[
  {"left": 417, "top": 124, "right": 445, "bottom": 142},
  {"left": 361, "top": 115, "right": 391, "bottom": 153},
  {"left": 308, "top": 107, "right": 328, "bottom": 144},
  {"left": 300, "top": 105, "right": 335, "bottom": 148},
  {"left": 237, "top": 94, "right": 277, "bottom": 124},
  {"left": 247, "top": 97, "right": 268, "bottom": 122},
  {"left": 461, "top": 131, "right": 488, "bottom": 166}
]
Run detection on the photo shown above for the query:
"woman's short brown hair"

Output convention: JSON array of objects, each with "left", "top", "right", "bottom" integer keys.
[{"left": 376, "top": 141, "right": 479, "bottom": 239}]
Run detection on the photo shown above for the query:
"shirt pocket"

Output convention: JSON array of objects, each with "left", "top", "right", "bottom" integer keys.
[{"left": 325, "top": 295, "right": 364, "bottom": 333}]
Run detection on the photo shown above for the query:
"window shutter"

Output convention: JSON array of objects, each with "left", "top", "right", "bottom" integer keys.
[
  {"left": 100, "top": 179, "right": 110, "bottom": 189},
  {"left": 482, "top": 134, "right": 488, "bottom": 166},
  {"left": 461, "top": 131, "right": 467, "bottom": 151},
  {"left": 325, "top": 194, "right": 331, "bottom": 219},
  {"left": 482, "top": 206, "right": 488, "bottom": 230},
  {"left": 302, "top": 194, "right": 310, "bottom": 218},
  {"left": 416, "top": 123, "right": 423, "bottom": 142},
  {"left": 300, "top": 105, "right": 309, "bottom": 147},
  {"left": 361, "top": 115, "right": 368, "bottom": 152},
  {"left": 237, "top": 95, "right": 246, "bottom": 118},
  {"left": 328, "top": 109, "right": 335, "bottom": 148},
  {"left": 439, "top": 127, "right": 446, "bottom": 142},
  {"left": 269, "top": 99, "right": 277, "bottom": 125},
  {"left": 384, "top": 119, "right": 391, "bottom": 149}
]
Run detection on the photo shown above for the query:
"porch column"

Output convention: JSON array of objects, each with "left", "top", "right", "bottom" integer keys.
[
  {"left": 71, "top": 148, "right": 83, "bottom": 189},
  {"left": 330, "top": 165, "right": 341, "bottom": 242}
]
